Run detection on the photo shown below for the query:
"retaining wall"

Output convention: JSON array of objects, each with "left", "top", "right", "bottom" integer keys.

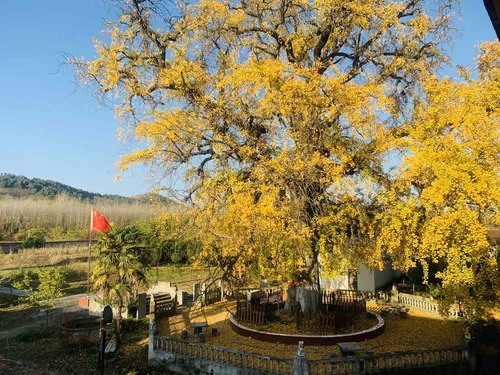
[
  {"left": 229, "top": 311, "right": 384, "bottom": 345},
  {"left": 149, "top": 334, "right": 470, "bottom": 375}
]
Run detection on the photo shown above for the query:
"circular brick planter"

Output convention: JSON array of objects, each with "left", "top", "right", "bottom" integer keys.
[{"left": 228, "top": 311, "right": 384, "bottom": 345}]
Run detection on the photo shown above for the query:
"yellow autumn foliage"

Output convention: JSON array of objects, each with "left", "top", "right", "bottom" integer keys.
[{"left": 72, "top": 1, "right": 498, "bottom": 320}]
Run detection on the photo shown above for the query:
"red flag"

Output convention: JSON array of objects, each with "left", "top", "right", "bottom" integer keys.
[{"left": 91, "top": 208, "right": 111, "bottom": 234}]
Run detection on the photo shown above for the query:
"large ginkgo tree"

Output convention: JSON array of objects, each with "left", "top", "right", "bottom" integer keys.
[{"left": 73, "top": 0, "right": 499, "bottom": 320}]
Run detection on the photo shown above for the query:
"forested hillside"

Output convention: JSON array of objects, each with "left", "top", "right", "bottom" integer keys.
[
  {"left": 0, "top": 173, "right": 132, "bottom": 201},
  {"left": 0, "top": 174, "right": 176, "bottom": 241}
]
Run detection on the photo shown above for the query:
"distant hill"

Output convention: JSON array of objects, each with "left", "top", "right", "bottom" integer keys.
[{"left": 0, "top": 173, "right": 172, "bottom": 205}]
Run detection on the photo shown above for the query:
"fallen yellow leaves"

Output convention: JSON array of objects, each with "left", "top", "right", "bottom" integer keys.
[{"left": 156, "top": 301, "right": 465, "bottom": 360}]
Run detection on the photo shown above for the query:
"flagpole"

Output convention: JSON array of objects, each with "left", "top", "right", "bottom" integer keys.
[{"left": 88, "top": 207, "right": 93, "bottom": 296}]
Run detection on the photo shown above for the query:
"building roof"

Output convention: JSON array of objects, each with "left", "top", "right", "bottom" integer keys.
[{"left": 484, "top": 0, "right": 500, "bottom": 39}]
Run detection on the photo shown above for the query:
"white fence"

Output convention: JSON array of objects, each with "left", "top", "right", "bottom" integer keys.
[
  {"left": 398, "top": 293, "right": 462, "bottom": 318},
  {"left": 150, "top": 335, "right": 469, "bottom": 375}
]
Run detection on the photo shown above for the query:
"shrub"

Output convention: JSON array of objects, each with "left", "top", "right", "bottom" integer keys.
[
  {"left": 22, "top": 229, "right": 46, "bottom": 249},
  {"left": 9, "top": 268, "right": 38, "bottom": 288},
  {"left": 121, "top": 317, "right": 148, "bottom": 333}
]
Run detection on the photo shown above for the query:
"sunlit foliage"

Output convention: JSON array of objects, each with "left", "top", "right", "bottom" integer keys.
[
  {"left": 373, "top": 42, "right": 500, "bottom": 322},
  {"left": 73, "top": 1, "right": 498, "bottom": 319},
  {"left": 13, "top": 267, "right": 65, "bottom": 329}
]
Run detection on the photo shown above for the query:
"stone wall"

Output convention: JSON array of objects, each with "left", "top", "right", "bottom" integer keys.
[
  {"left": 147, "top": 281, "right": 177, "bottom": 297},
  {"left": 88, "top": 296, "right": 129, "bottom": 319},
  {"left": 228, "top": 311, "right": 384, "bottom": 346},
  {"left": 148, "top": 327, "right": 294, "bottom": 375},
  {"left": 149, "top": 331, "right": 470, "bottom": 375}
]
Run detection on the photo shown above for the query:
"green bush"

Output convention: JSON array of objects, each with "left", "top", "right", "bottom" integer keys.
[
  {"left": 428, "top": 283, "right": 443, "bottom": 299},
  {"left": 22, "top": 229, "right": 46, "bottom": 249},
  {"left": 121, "top": 317, "right": 148, "bottom": 333},
  {"left": 9, "top": 268, "right": 38, "bottom": 288}
]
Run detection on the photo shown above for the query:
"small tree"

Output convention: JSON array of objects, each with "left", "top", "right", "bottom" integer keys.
[
  {"left": 13, "top": 267, "right": 65, "bottom": 330},
  {"left": 92, "top": 226, "right": 150, "bottom": 342}
]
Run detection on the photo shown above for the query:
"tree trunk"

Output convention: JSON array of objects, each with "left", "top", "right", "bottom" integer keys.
[
  {"left": 116, "top": 302, "right": 122, "bottom": 347},
  {"left": 45, "top": 309, "right": 50, "bottom": 331},
  {"left": 283, "top": 286, "right": 320, "bottom": 316},
  {"left": 283, "top": 287, "right": 297, "bottom": 314}
]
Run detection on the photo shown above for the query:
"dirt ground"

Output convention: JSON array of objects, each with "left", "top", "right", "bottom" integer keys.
[{"left": 0, "top": 291, "right": 88, "bottom": 341}]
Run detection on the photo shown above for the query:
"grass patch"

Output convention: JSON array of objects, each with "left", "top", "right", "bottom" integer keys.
[
  {"left": 0, "top": 293, "right": 19, "bottom": 308},
  {"left": 65, "top": 262, "right": 90, "bottom": 282},
  {"left": 149, "top": 265, "right": 213, "bottom": 289},
  {"left": 63, "top": 281, "right": 87, "bottom": 296},
  {"left": 0, "top": 246, "right": 90, "bottom": 272},
  {"left": 0, "top": 301, "right": 37, "bottom": 331},
  {"left": 0, "top": 319, "right": 172, "bottom": 374},
  {"left": 15, "top": 325, "right": 54, "bottom": 343}
]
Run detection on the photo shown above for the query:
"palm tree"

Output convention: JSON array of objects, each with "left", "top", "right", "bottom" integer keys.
[{"left": 92, "top": 225, "right": 150, "bottom": 341}]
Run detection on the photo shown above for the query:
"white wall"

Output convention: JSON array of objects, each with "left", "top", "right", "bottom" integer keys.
[
  {"left": 147, "top": 281, "right": 177, "bottom": 297},
  {"left": 374, "top": 261, "right": 395, "bottom": 290},
  {"left": 319, "top": 274, "right": 349, "bottom": 291},
  {"left": 357, "top": 263, "right": 376, "bottom": 291},
  {"left": 357, "top": 260, "right": 396, "bottom": 291}
]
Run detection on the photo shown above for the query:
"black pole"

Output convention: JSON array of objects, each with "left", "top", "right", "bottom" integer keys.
[{"left": 98, "top": 320, "right": 106, "bottom": 375}]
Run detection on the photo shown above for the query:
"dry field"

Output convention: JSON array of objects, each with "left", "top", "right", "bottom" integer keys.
[
  {"left": 0, "top": 246, "right": 90, "bottom": 272},
  {"left": 0, "top": 194, "right": 168, "bottom": 240},
  {"left": 0, "top": 246, "right": 209, "bottom": 288}
]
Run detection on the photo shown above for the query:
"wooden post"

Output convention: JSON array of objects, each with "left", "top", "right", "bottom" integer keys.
[{"left": 98, "top": 325, "right": 106, "bottom": 375}]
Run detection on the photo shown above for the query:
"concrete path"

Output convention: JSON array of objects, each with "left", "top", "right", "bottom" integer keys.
[
  {"left": 0, "top": 287, "right": 30, "bottom": 297},
  {"left": 0, "top": 292, "right": 88, "bottom": 340}
]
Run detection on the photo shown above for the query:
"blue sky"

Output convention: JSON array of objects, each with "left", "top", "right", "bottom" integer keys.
[{"left": 0, "top": 1, "right": 497, "bottom": 197}]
